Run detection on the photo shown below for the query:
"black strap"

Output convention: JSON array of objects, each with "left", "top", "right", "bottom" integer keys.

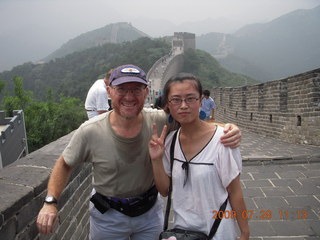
[
  {"left": 163, "top": 130, "right": 228, "bottom": 239},
  {"left": 163, "top": 130, "right": 178, "bottom": 230},
  {"left": 208, "top": 197, "right": 228, "bottom": 239}
]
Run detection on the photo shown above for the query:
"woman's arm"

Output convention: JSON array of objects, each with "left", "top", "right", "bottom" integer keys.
[{"left": 227, "top": 175, "right": 250, "bottom": 240}]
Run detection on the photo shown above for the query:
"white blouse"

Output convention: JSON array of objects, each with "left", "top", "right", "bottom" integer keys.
[{"left": 163, "top": 126, "right": 242, "bottom": 240}]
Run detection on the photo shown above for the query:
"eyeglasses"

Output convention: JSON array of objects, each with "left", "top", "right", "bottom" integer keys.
[
  {"left": 111, "top": 86, "right": 146, "bottom": 96},
  {"left": 168, "top": 97, "right": 199, "bottom": 105}
]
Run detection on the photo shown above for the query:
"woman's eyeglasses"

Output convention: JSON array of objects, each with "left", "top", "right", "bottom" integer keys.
[{"left": 168, "top": 97, "right": 199, "bottom": 105}]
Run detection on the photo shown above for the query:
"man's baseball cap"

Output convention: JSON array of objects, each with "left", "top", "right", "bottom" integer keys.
[{"left": 109, "top": 64, "right": 148, "bottom": 86}]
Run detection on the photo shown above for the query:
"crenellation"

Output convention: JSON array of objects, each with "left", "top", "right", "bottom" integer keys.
[{"left": 213, "top": 68, "right": 320, "bottom": 146}]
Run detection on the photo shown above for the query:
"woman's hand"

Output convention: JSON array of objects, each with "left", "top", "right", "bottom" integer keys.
[{"left": 149, "top": 124, "right": 168, "bottom": 161}]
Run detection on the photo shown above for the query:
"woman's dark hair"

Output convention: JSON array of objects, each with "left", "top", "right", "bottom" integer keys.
[{"left": 162, "top": 73, "right": 202, "bottom": 111}]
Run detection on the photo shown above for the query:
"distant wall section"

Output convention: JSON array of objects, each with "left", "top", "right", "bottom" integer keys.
[{"left": 212, "top": 68, "right": 320, "bottom": 146}]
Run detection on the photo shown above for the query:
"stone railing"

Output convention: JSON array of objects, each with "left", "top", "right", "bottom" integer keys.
[
  {"left": 212, "top": 68, "right": 320, "bottom": 146},
  {"left": 0, "top": 132, "right": 92, "bottom": 240}
]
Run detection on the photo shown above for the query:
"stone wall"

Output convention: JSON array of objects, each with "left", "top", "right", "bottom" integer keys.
[
  {"left": 172, "top": 32, "right": 195, "bottom": 52},
  {"left": 212, "top": 68, "right": 320, "bottom": 146},
  {"left": 0, "top": 110, "right": 28, "bottom": 168},
  {"left": 0, "top": 132, "right": 92, "bottom": 240},
  {"left": 162, "top": 54, "right": 185, "bottom": 85}
]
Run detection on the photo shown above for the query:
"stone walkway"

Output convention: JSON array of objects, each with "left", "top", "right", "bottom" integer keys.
[{"left": 239, "top": 130, "right": 320, "bottom": 239}]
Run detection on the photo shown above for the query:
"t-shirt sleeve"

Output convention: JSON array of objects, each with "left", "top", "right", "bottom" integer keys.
[
  {"left": 215, "top": 140, "right": 242, "bottom": 188},
  {"left": 62, "top": 126, "right": 90, "bottom": 167},
  {"left": 96, "top": 87, "right": 109, "bottom": 111}
]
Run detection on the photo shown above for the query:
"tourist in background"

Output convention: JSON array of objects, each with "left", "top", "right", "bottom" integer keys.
[
  {"left": 154, "top": 94, "right": 165, "bottom": 109},
  {"left": 85, "top": 69, "right": 112, "bottom": 119},
  {"left": 201, "top": 89, "right": 216, "bottom": 120}
]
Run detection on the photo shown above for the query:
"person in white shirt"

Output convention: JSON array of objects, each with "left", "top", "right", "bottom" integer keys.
[{"left": 85, "top": 69, "right": 112, "bottom": 119}]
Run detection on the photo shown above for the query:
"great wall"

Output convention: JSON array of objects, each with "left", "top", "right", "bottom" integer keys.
[{"left": 0, "top": 32, "right": 319, "bottom": 239}]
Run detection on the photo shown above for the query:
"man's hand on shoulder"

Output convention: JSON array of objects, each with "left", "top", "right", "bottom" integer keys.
[{"left": 220, "top": 123, "right": 241, "bottom": 149}]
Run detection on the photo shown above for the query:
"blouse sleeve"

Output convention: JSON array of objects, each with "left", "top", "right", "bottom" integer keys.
[{"left": 215, "top": 142, "right": 242, "bottom": 188}]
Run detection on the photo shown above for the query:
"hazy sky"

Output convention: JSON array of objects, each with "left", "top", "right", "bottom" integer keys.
[
  {"left": 0, "top": 0, "right": 319, "bottom": 71},
  {"left": 1, "top": 0, "right": 319, "bottom": 35}
]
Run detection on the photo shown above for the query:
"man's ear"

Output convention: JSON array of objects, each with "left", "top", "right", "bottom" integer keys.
[
  {"left": 107, "top": 86, "right": 111, "bottom": 95},
  {"left": 145, "top": 87, "right": 149, "bottom": 97}
]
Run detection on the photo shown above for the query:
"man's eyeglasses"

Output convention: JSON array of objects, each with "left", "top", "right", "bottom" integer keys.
[
  {"left": 111, "top": 86, "right": 146, "bottom": 96},
  {"left": 169, "top": 97, "right": 199, "bottom": 105}
]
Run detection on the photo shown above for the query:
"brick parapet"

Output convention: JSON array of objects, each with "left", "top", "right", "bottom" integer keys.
[
  {"left": 212, "top": 68, "right": 320, "bottom": 146},
  {"left": 0, "top": 131, "right": 92, "bottom": 240}
]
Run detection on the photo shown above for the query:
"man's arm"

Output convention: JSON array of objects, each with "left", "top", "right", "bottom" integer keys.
[{"left": 37, "top": 156, "right": 73, "bottom": 235}]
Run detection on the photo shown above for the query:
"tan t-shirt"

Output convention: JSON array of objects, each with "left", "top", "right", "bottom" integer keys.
[{"left": 63, "top": 108, "right": 167, "bottom": 198}]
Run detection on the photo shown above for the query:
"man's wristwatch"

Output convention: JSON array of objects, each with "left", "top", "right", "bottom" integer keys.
[{"left": 44, "top": 195, "right": 58, "bottom": 204}]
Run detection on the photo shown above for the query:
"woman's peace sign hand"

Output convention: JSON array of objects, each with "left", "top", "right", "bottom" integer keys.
[{"left": 149, "top": 123, "right": 168, "bottom": 161}]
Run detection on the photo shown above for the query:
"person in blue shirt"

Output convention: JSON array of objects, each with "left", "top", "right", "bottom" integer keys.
[{"left": 201, "top": 90, "right": 216, "bottom": 120}]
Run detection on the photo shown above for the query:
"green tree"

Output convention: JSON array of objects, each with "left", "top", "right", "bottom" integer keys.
[
  {"left": 2, "top": 76, "right": 33, "bottom": 116},
  {"left": 1, "top": 76, "right": 87, "bottom": 152},
  {"left": 25, "top": 93, "right": 86, "bottom": 152},
  {"left": 0, "top": 80, "right": 5, "bottom": 94}
]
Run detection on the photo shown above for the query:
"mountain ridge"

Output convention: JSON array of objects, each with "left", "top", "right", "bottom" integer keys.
[
  {"left": 43, "top": 22, "right": 149, "bottom": 62},
  {"left": 197, "top": 5, "right": 320, "bottom": 81}
]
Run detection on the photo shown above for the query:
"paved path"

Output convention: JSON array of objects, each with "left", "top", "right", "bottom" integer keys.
[
  {"left": 239, "top": 130, "right": 320, "bottom": 239},
  {"left": 165, "top": 129, "right": 320, "bottom": 239}
]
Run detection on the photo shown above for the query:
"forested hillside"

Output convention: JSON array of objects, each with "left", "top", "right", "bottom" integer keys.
[
  {"left": 0, "top": 37, "right": 171, "bottom": 101},
  {"left": 181, "top": 49, "right": 258, "bottom": 89}
]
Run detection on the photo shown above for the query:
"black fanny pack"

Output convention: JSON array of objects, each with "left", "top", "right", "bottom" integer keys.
[
  {"left": 160, "top": 228, "right": 209, "bottom": 240},
  {"left": 90, "top": 185, "right": 158, "bottom": 217}
]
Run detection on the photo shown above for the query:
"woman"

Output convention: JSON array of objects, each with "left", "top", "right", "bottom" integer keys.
[{"left": 149, "top": 73, "right": 249, "bottom": 240}]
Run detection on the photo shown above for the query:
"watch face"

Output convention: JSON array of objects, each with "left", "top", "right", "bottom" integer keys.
[
  {"left": 46, "top": 196, "right": 54, "bottom": 201},
  {"left": 45, "top": 196, "right": 57, "bottom": 204}
]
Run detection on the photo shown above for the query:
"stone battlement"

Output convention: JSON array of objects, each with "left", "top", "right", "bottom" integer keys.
[{"left": 212, "top": 68, "right": 320, "bottom": 146}]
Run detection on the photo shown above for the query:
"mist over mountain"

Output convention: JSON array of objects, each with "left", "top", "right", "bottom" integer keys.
[
  {"left": 43, "top": 22, "right": 149, "bottom": 62},
  {"left": 1, "top": 4, "right": 319, "bottom": 83},
  {"left": 197, "top": 5, "right": 320, "bottom": 81}
]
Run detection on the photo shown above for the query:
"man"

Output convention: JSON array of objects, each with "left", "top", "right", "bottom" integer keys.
[
  {"left": 37, "top": 64, "right": 241, "bottom": 240},
  {"left": 85, "top": 69, "right": 112, "bottom": 119},
  {"left": 201, "top": 89, "right": 216, "bottom": 120}
]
